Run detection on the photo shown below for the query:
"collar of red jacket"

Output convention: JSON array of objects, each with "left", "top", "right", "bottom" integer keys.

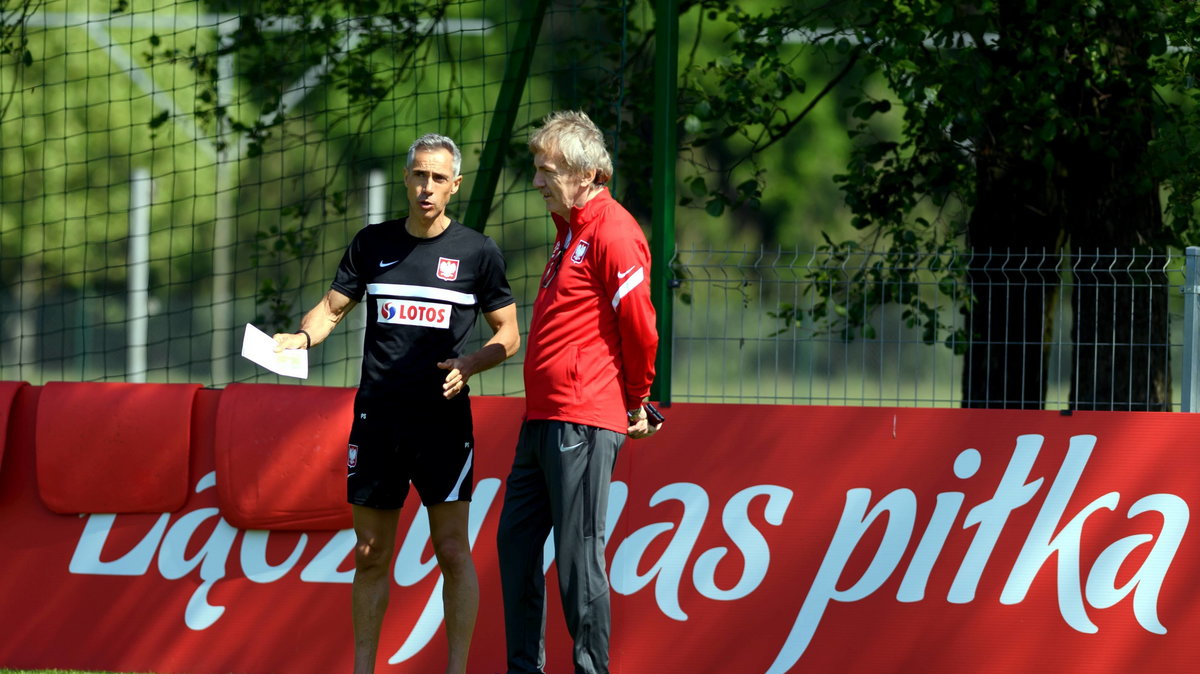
[{"left": 551, "top": 186, "right": 613, "bottom": 238}]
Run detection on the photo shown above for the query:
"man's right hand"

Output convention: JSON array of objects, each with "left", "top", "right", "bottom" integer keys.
[{"left": 272, "top": 332, "right": 308, "bottom": 353}]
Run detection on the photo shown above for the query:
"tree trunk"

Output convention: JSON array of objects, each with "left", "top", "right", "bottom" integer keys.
[
  {"left": 963, "top": 151, "right": 1062, "bottom": 409},
  {"left": 961, "top": 2, "right": 1063, "bottom": 409},
  {"left": 1061, "top": 8, "right": 1170, "bottom": 411},
  {"left": 1064, "top": 126, "right": 1170, "bottom": 411},
  {"left": 962, "top": 0, "right": 1170, "bottom": 410}
]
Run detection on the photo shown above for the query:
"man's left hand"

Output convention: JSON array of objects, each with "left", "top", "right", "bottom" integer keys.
[
  {"left": 438, "top": 358, "right": 471, "bottom": 399},
  {"left": 627, "top": 406, "right": 661, "bottom": 439}
]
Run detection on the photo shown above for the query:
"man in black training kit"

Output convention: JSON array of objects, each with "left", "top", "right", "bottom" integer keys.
[{"left": 273, "top": 134, "right": 519, "bottom": 674}]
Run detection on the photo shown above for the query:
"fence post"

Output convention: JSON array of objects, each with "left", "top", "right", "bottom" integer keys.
[
  {"left": 462, "top": 0, "right": 550, "bottom": 232},
  {"left": 209, "top": 22, "right": 238, "bottom": 387},
  {"left": 350, "top": 169, "right": 388, "bottom": 361},
  {"left": 1182, "top": 247, "right": 1200, "bottom": 412},
  {"left": 650, "top": 0, "right": 678, "bottom": 405},
  {"left": 127, "top": 169, "right": 152, "bottom": 383}
]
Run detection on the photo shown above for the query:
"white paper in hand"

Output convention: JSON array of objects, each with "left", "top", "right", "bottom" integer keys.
[{"left": 241, "top": 323, "right": 308, "bottom": 379}]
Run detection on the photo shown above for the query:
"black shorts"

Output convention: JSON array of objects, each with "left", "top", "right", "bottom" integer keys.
[{"left": 346, "top": 393, "right": 474, "bottom": 509}]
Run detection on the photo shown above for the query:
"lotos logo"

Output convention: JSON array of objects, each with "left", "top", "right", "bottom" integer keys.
[
  {"left": 437, "top": 257, "right": 459, "bottom": 281},
  {"left": 347, "top": 444, "right": 358, "bottom": 468},
  {"left": 376, "top": 298, "right": 450, "bottom": 329}
]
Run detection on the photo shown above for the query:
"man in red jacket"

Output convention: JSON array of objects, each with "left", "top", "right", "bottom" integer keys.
[{"left": 496, "top": 110, "right": 662, "bottom": 674}]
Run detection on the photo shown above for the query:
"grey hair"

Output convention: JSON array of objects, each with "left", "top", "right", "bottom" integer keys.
[
  {"left": 407, "top": 133, "right": 462, "bottom": 177},
  {"left": 528, "top": 110, "right": 612, "bottom": 185}
]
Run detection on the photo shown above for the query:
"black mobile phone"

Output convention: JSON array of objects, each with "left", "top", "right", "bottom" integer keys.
[{"left": 643, "top": 402, "right": 665, "bottom": 427}]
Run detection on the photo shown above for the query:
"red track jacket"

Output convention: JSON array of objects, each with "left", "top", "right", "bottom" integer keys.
[{"left": 523, "top": 189, "right": 658, "bottom": 434}]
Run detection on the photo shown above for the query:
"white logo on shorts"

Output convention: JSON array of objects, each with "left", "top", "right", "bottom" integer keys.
[{"left": 347, "top": 444, "right": 359, "bottom": 468}]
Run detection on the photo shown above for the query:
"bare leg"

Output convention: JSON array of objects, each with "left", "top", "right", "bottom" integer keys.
[
  {"left": 428, "top": 500, "right": 479, "bottom": 674},
  {"left": 352, "top": 505, "right": 401, "bottom": 674}
]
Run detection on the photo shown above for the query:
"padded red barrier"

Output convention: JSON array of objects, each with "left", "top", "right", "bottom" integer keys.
[
  {"left": 35, "top": 381, "right": 201, "bottom": 514},
  {"left": 214, "top": 383, "right": 356, "bottom": 530},
  {"left": 0, "top": 381, "right": 29, "bottom": 473}
]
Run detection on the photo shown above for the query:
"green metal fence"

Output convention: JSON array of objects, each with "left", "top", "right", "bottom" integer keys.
[
  {"left": 0, "top": 1, "right": 672, "bottom": 396},
  {"left": 2, "top": 3, "right": 1189, "bottom": 412}
]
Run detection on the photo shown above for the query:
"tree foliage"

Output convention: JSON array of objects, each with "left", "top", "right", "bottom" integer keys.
[
  {"left": 7, "top": 1, "right": 1198, "bottom": 397},
  {"left": 141, "top": 0, "right": 461, "bottom": 330},
  {"left": 0, "top": 0, "right": 36, "bottom": 121},
  {"left": 679, "top": 0, "right": 1200, "bottom": 407}
]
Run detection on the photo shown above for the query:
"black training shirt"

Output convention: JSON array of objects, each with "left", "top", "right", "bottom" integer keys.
[{"left": 331, "top": 219, "right": 514, "bottom": 400}]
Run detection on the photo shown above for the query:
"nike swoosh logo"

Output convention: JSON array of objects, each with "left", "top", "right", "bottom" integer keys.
[
  {"left": 347, "top": 472, "right": 357, "bottom": 477},
  {"left": 379, "top": 260, "right": 399, "bottom": 267},
  {"left": 559, "top": 441, "right": 585, "bottom": 453},
  {"left": 617, "top": 266, "right": 638, "bottom": 279}
]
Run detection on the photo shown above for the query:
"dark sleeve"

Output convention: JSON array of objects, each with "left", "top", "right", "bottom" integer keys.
[
  {"left": 330, "top": 231, "right": 367, "bottom": 302},
  {"left": 477, "top": 236, "right": 515, "bottom": 313}
]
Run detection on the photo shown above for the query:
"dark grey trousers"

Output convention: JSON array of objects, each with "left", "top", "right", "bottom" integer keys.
[{"left": 496, "top": 419, "right": 624, "bottom": 674}]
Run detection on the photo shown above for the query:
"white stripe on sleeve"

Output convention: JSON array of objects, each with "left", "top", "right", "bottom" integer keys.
[{"left": 611, "top": 267, "right": 645, "bottom": 308}]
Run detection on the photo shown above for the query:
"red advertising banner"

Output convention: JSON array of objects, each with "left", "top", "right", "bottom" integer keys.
[{"left": 1, "top": 384, "right": 1198, "bottom": 673}]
